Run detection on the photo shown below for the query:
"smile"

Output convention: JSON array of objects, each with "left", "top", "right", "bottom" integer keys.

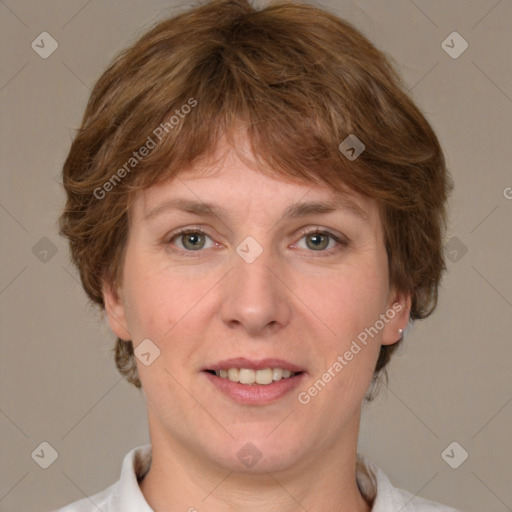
[
  {"left": 211, "top": 367, "right": 299, "bottom": 385},
  {"left": 202, "top": 358, "right": 306, "bottom": 405}
]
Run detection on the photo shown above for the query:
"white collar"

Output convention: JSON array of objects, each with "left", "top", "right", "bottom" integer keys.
[{"left": 65, "top": 445, "right": 459, "bottom": 511}]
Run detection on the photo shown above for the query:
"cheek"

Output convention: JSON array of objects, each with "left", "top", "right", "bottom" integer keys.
[
  {"left": 298, "top": 261, "right": 388, "bottom": 340},
  {"left": 121, "top": 251, "right": 205, "bottom": 339},
  {"left": 298, "top": 271, "right": 385, "bottom": 409},
  {"left": 122, "top": 272, "right": 161, "bottom": 339}
]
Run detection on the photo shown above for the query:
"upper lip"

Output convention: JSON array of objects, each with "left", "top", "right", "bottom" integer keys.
[{"left": 204, "top": 358, "right": 305, "bottom": 372}]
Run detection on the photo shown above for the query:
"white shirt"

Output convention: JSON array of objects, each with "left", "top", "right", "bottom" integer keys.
[{"left": 54, "top": 445, "right": 462, "bottom": 512}]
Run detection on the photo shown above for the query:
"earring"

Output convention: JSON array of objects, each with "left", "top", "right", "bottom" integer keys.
[{"left": 398, "top": 328, "right": 403, "bottom": 340}]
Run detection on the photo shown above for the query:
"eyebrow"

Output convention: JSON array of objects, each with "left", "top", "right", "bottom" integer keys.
[{"left": 143, "top": 196, "right": 368, "bottom": 223}]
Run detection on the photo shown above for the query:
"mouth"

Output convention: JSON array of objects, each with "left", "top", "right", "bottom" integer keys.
[
  {"left": 202, "top": 358, "right": 306, "bottom": 405},
  {"left": 204, "top": 367, "right": 302, "bottom": 385}
]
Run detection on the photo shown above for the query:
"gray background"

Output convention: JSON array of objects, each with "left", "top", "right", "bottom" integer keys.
[{"left": 1, "top": 1, "right": 511, "bottom": 511}]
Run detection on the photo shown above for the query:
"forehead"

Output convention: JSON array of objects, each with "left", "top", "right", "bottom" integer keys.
[{"left": 131, "top": 144, "right": 380, "bottom": 226}]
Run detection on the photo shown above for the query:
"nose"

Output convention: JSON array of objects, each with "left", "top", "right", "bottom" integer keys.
[{"left": 220, "top": 243, "right": 292, "bottom": 337}]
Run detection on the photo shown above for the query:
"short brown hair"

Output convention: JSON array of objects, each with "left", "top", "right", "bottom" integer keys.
[{"left": 59, "top": 0, "right": 452, "bottom": 391}]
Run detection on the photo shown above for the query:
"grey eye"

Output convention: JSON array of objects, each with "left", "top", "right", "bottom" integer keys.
[
  {"left": 172, "top": 231, "right": 213, "bottom": 251},
  {"left": 305, "top": 233, "right": 331, "bottom": 250}
]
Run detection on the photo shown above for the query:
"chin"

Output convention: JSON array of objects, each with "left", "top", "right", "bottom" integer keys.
[{"left": 204, "top": 431, "right": 308, "bottom": 474}]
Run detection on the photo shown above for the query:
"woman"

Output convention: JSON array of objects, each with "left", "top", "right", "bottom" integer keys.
[{"left": 56, "top": 0, "right": 459, "bottom": 510}]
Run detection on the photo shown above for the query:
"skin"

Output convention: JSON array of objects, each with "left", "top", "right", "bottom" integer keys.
[{"left": 104, "top": 141, "right": 411, "bottom": 512}]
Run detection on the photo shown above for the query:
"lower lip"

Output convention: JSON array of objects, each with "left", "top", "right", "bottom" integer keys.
[{"left": 203, "top": 371, "right": 305, "bottom": 405}]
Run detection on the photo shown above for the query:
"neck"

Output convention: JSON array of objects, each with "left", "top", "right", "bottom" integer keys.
[{"left": 139, "top": 412, "right": 372, "bottom": 512}]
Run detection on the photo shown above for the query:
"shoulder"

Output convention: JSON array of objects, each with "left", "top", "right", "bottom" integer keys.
[
  {"left": 52, "top": 482, "right": 117, "bottom": 512},
  {"left": 390, "top": 486, "right": 463, "bottom": 511},
  {"left": 356, "top": 454, "right": 464, "bottom": 512},
  {"left": 50, "top": 445, "right": 152, "bottom": 512}
]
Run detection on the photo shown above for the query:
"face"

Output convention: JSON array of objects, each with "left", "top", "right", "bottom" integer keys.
[{"left": 104, "top": 143, "right": 410, "bottom": 474}]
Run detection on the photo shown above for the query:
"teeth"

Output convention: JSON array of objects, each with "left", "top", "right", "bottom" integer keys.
[
  {"left": 227, "top": 368, "right": 239, "bottom": 382},
  {"left": 272, "top": 368, "right": 283, "bottom": 381},
  {"left": 255, "top": 368, "right": 273, "bottom": 385},
  {"left": 239, "top": 368, "right": 256, "bottom": 384},
  {"left": 214, "top": 368, "right": 298, "bottom": 385}
]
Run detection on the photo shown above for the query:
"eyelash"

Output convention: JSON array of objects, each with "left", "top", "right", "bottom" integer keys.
[{"left": 166, "top": 226, "right": 348, "bottom": 257}]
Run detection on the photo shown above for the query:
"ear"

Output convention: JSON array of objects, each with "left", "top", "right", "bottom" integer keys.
[
  {"left": 102, "top": 280, "right": 131, "bottom": 341},
  {"left": 381, "top": 289, "right": 411, "bottom": 346}
]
